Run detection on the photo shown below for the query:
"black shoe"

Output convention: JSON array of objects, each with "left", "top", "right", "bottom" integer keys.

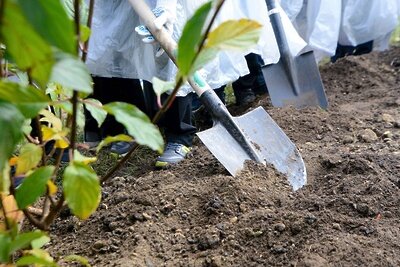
[{"left": 234, "top": 88, "right": 256, "bottom": 106}]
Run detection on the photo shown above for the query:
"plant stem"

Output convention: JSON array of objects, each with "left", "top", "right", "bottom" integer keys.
[{"left": 81, "top": 0, "right": 95, "bottom": 62}]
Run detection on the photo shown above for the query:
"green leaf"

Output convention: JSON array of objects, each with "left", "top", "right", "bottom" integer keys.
[
  {"left": 63, "top": 255, "right": 91, "bottom": 267},
  {"left": 0, "top": 80, "right": 49, "bottom": 119},
  {"left": 63, "top": 162, "right": 101, "bottom": 219},
  {"left": 16, "top": 249, "right": 57, "bottom": 267},
  {"left": 15, "top": 143, "right": 43, "bottom": 175},
  {"left": 17, "top": 0, "right": 76, "bottom": 55},
  {"left": 84, "top": 99, "right": 107, "bottom": 128},
  {"left": 96, "top": 134, "right": 134, "bottom": 153},
  {"left": 50, "top": 53, "right": 93, "bottom": 93},
  {"left": 31, "top": 235, "right": 50, "bottom": 249},
  {"left": 80, "top": 24, "right": 91, "bottom": 43},
  {"left": 104, "top": 102, "right": 164, "bottom": 153},
  {"left": 1, "top": 1, "right": 54, "bottom": 87},
  {"left": 177, "top": 1, "right": 213, "bottom": 76},
  {"left": 0, "top": 101, "right": 24, "bottom": 176},
  {"left": 73, "top": 150, "right": 97, "bottom": 165},
  {"left": 15, "top": 166, "right": 55, "bottom": 209},
  {"left": 152, "top": 77, "right": 175, "bottom": 97},
  {"left": 206, "top": 19, "right": 262, "bottom": 51},
  {"left": 0, "top": 234, "right": 11, "bottom": 263},
  {"left": 10, "top": 231, "right": 46, "bottom": 254},
  {"left": 191, "top": 47, "right": 219, "bottom": 74}
]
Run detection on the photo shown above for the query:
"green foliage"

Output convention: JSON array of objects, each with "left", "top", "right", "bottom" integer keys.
[
  {"left": 0, "top": 0, "right": 262, "bottom": 265},
  {"left": 50, "top": 52, "right": 93, "bottom": 94},
  {"left": 177, "top": 1, "right": 212, "bottom": 76},
  {"left": 104, "top": 102, "right": 164, "bottom": 153},
  {"left": 15, "top": 166, "right": 55, "bottom": 209},
  {"left": 1, "top": 1, "right": 54, "bottom": 87},
  {"left": 0, "top": 101, "right": 24, "bottom": 177},
  {"left": 0, "top": 81, "right": 49, "bottom": 118},
  {"left": 63, "top": 162, "right": 101, "bottom": 220},
  {"left": 0, "top": 230, "right": 49, "bottom": 263},
  {"left": 16, "top": 0, "right": 76, "bottom": 55},
  {"left": 83, "top": 98, "right": 107, "bottom": 128}
]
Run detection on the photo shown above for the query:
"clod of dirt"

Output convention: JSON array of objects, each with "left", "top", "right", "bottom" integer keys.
[{"left": 359, "top": 129, "right": 378, "bottom": 142}]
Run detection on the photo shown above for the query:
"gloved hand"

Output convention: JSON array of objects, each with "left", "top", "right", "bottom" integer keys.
[{"left": 135, "top": 1, "right": 177, "bottom": 57}]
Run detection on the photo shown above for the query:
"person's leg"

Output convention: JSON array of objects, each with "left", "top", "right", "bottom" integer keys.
[
  {"left": 156, "top": 93, "right": 197, "bottom": 166},
  {"left": 102, "top": 77, "right": 145, "bottom": 137},
  {"left": 84, "top": 76, "right": 108, "bottom": 145},
  {"left": 248, "top": 54, "right": 267, "bottom": 95}
]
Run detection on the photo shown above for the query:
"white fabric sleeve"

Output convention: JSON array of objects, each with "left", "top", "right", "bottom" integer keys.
[{"left": 156, "top": 0, "right": 177, "bottom": 11}]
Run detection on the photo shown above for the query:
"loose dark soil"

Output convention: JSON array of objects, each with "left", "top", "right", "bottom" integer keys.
[{"left": 50, "top": 47, "right": 400, "bottom": 266}]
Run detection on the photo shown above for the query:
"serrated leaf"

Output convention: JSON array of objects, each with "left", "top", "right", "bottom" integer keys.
[
  {"left": 41, "top": 126, "right": 69, "bottom": 149},
  {"left": 0, "top": 81, "right": 49, "bottom": 118},
  {"left": 15, "top": 166, "right": 55, "bottom": 209},
  {"left": 63, "top": 162, "right": 101, "bottom": 219},
  {"left": 177, "top": 1, "right": 213, "bottom": 76},
  {"left": 1, "top": 1, "right": 54, "bottom": 87},
  {"left": 104, "top": 102, "right": 163, "bottom": 153},
  {"left": 191, "top": 47, "right": 219, "bottom": 74},
  {"left": 16, "top": 249, "right": 57, "bottom": 267},
  {"left": 17, "top": 0, "right": 76, "bottom": 55},
  {"left": 73, "top": 150, "right": 97, "bottom": 165},
  {"left": 10, "top": 231, "right": 46, "bottom": 254},
  {"left": 50, "top": 53, "right": 93, "bottom": 93},
  {"left": 16, "top": 143, "right": 42, "bottom": 176},
  {"left": 84, "top": 99, "right": 107, "bottom": 128},
  {"left": 0, "top": 101, "right": 24, "bottom": 176},
  {"left": 39, "top": 109, "right": 62, "bottom": 131},
  {"left": 151, "top": 77, "right": 175, "bottom": 97},
  {"left": 96, "top": 134, "right": 133, "bottom": 153},
  {"left": 206, "top": 19, "right": 262, "bottom": 51}
]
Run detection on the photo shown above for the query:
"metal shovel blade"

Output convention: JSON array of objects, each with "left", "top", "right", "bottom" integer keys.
[
  {"left": 262, "top": 50, "right": 328, "bottom": 109},
  {"left": 197, "top": 106, "right": 307, "bottom": 191}
]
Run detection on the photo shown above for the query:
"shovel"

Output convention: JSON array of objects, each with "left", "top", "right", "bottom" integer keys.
[
  {"left": 128, "top": 0, "right": 306, "bottom": 190},
  {"left": 262, "top": 0, "right": 328, "bottom": 109}
]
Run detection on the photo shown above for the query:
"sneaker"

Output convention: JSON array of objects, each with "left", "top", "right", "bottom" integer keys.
[
  {"left": 155, "top": 143, "right": 191, "bottom": 167},
  {"left": 84, "top": 131, "right": 101, "bottom": 150},
  {"left": 110, "top": 141, "right": 134, "bottom": 156}
]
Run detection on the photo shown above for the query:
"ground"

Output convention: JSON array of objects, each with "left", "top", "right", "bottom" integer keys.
[{"left": 49, "top": 47, "right": 400, "bottom": 266}]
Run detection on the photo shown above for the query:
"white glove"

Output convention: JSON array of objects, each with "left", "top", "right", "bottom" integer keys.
[{"left": 135, "top": 1, "right": 177, "bottom": 57}]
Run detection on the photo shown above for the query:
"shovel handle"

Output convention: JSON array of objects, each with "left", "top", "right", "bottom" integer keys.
[
  {"left": 265, "top": 0, "right": 290, "bottom": 56},
  {"left": 127, "top": 0, "right": 210, "bottom": 96}
]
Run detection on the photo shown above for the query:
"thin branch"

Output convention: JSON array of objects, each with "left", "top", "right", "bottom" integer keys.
[{"left": 81, "top": 0, "right": 95, "bottom": 62}]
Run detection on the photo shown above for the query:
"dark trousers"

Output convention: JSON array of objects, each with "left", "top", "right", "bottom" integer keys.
[
  {"left": 232, "top": 53, "right": 267, "bottom": 95},
  {"left": 143, "top": 80, "right": 196, "bottom": 147},
  {"left": 331, "top": 41, "right": 374, "bottom": 63},
  {"left": 85, "top": 78, "right": 196, "bottom": 147},
  {"left": 84, "top": 77, "right": 147, "bottom": 139}
]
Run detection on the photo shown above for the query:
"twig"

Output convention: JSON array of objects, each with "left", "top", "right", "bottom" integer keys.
[{"left": 81, "top": 0, "right": 95, "bottom": 62}]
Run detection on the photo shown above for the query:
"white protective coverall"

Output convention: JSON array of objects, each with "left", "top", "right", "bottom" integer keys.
[
  {"left": 339, "top": 0, "right": 400, "bottom": 51},
  {"left": 86, "top": 0, "right": 305, "bottom": 96},
  {"left": 280, "top": 0, "right": 342, "bottom": 61}
]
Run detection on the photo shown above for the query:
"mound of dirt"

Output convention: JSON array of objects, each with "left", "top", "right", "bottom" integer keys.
[{"left": 49, "top": 48, "right": 400, "bottom": 266}]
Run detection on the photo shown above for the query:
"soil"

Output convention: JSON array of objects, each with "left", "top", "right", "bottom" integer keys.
[{"left": 49, "top": 47, "right": 400, "bottom": 266}]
